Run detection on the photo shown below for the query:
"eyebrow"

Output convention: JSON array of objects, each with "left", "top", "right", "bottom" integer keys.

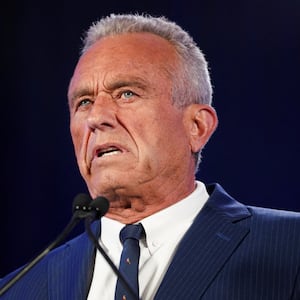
[
  {"left": 104, "top": 77, "right": 148, "bottom": 91},
  {"left": 68, "top": 87, "right": 93, "bottom": 107}
]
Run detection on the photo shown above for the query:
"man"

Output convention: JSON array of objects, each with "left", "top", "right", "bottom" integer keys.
[{"left": 1, "top": 13, "right": 299, "bottom": 300}]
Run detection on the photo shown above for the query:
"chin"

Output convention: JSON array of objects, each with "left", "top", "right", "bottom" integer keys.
[{"left": 88, "top": 177, "right": 121, "bottom": 197}]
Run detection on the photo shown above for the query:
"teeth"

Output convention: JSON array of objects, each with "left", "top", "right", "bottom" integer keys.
[
  {"left": 101, "top": 150, "right": 121, "bottom": 157},
  {"left": 98, "top": 148, "right": 121, "bottom": 157}
]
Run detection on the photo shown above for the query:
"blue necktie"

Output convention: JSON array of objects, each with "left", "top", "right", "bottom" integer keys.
[{"left": 114, "top": 224, "right": 144, "bottom": 300}]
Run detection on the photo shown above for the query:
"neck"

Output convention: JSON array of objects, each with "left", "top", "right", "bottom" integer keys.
[{"left": 104, "top": 178, "right": 196, "bottom": 224}]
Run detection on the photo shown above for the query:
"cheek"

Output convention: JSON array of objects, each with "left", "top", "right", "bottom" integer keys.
[
  {"left": 70, "top": 122, "right": 84, "bottom": 156},
  {"left": 139, "top": 115, "right": 185, "bottom": 160},
  {"left": 159, "top": 116, "right": 190, "bottom": 158}
]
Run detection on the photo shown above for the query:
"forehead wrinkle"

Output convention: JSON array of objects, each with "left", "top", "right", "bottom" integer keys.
[
  {"left": 103, "top": 75, "right": 149, "bottom": 92},
  {"left": 68, "top": 73, "right": 103, "bottom": 107}
]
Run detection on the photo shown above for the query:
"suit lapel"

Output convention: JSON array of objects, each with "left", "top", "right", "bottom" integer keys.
[
  {"left": 48, "top": 222, "right": 100, "bottom": 300},
  {"left": 154, "top": 183, "right": 251, "bottom": 299}
]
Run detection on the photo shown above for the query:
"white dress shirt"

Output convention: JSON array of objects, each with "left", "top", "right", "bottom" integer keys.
[{"left": 87, "top": 181, "right": 209, "bottom": 300}]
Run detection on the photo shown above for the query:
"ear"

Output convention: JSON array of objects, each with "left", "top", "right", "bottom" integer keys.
[{"left": 184, "top": 104, "right": 218, "bottom": 153}]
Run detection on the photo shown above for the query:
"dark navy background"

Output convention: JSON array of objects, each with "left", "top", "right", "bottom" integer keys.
[{"left": 1, "top": 0, "right": 299, "bottom": 277}]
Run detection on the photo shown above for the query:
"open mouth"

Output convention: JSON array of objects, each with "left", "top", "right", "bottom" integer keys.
[{"left": 96, "top": 146, "right": 122, "bottom": 158}]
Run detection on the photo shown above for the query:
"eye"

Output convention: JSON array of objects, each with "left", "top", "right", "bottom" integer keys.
[
  {"left": 77, "top": 98, "right": 92, "bottom": 109},
  {"left": 120, "top": 90, "right": 136, "bottom": 100}
]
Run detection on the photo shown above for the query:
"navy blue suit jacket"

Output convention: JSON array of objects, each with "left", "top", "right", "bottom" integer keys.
[{"left": 1, "top": 183, "right": 300, "bottom": 299}]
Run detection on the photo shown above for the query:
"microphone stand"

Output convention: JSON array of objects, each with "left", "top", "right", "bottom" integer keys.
[
  {"left": 0, "top": 211, "right": 87, "bottom": 296},
  {"left": 0, "top": 193, "right": 92, "bottom": 296}
]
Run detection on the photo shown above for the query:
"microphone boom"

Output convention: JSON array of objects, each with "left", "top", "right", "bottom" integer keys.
[{"left": 0, "top": 194, "right": 92, "bottom": 296}]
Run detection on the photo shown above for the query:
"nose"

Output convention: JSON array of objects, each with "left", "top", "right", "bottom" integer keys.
[{"left": 87, "top": 95, "right": 118, "bottom": 131}]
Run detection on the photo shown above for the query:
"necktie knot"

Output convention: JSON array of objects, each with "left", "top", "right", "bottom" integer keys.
[{"left": 120, "top": 224, "right": 144, "bottom": 244}]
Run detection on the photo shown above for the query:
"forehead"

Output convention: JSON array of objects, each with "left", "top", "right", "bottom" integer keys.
[
  {"left": 68, "top": 32, "right": 178, "bottom": 96},
  {"left": 80, "top": 32, "right": 177, "bottom": 67}
]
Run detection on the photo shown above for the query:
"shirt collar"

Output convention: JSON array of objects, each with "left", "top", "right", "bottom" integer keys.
[
  {"left": 100, "top": 181, "right": 209, "bottom": 255},
  {"left": 140, "top": 180, "right": 208, "bottom": 254}
]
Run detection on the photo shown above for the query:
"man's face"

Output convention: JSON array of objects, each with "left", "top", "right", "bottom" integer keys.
[{"left": 68, "top": 33, "right": 194, "bottom": 202}]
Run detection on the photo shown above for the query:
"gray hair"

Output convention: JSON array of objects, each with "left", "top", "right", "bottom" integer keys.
[{"left": 81, "top": 13, "right": 214, "bottom": 170}]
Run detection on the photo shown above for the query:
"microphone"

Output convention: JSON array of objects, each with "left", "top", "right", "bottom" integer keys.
[
  {"left": 0, "top": 193, "right": 93, "bottom": 296},
  {"left": 84, "top": 196, "right": 140, "bottom": 300},
  {"left": 87, "top": 196, "right": 110, "bottom": 220}
]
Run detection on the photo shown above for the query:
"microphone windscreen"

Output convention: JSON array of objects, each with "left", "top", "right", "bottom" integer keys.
[
  {"left": 90, "top": 196, "right": 110, "bottom": 218},
  {"left": 72, "top": 193, "right": 92, "bottom": 213}
]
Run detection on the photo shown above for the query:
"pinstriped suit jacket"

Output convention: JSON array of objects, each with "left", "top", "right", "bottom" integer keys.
[{"left": 1, "top": 183, "right": 300, "bottom": 299}]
